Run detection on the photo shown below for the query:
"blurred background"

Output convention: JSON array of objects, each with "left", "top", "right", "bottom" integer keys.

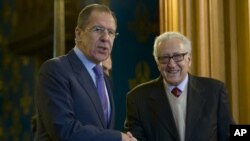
[{"left": 0, "top": 0, "right": 250, "bottom": 140}]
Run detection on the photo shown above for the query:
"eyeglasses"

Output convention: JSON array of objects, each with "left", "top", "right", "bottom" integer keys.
[
  {"left": 86, "top": 25, "right": 119, "bottom": 38},
  {"left": 157, "top": 52, "right": 188, "bottom": 64}
]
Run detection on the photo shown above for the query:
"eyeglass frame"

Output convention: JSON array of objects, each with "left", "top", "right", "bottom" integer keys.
[
  {"left": 85, "top": 25, "right": 119, "bottom": 38},
  {"left": 157, "top": 52, "right": 189, "bottom": 64}
]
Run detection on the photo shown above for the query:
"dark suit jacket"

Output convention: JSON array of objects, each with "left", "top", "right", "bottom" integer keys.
[
  {"left": 34, "top": 49, "right": 121, "bottom": 141},
  {"left": 124, "top": 75, "right": 234, "bottom": 141}
]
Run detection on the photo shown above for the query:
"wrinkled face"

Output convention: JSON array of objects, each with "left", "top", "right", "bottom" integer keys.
[
  {"left": 156, "top": 39, "right": 191, "bottom": 86},
  {"left": 75, "top": 10, "right": 117, "bottom": 63}
]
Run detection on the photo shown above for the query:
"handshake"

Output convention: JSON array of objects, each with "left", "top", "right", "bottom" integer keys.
[{"left": 122, "top": 132, "right": 137, "bottom": 141}]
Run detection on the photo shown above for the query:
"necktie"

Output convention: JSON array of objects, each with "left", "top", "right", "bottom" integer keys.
[
  {"left": 171, "top": 87, "right": 182, "bottom": 97},
  {"left": 93, "top": 65, "right": 109, "bottom": 125}
]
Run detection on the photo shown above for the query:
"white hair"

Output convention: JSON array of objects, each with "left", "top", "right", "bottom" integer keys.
[{"left": 153, "top": 31, "right": 192, "bottom": 61}]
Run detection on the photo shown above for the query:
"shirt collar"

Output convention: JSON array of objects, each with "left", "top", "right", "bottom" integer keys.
[
  {"left": 73, "top": 46, "right": 101, "bottom": 70},
  {"left": 164, "top": 74, "right": 189, "bottom": 93}
]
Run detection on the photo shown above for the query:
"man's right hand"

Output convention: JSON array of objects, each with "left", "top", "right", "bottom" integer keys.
[{"left": 121, "top": 132, "right": 137, "bottom": 141}]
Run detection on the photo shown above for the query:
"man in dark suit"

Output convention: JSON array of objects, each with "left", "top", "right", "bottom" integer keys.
[
  {"left": 124, "top": 31, "right": 234, "bottom": 141},
  {"left": 34, "top": 4, "right": 136, "bottom": 141}
]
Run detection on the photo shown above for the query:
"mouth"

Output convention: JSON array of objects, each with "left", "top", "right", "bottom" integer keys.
[
  {"left": 98, "top": 46, "right": 109, "bottom": 52},
  {"left": 167, "top": 70, "right": 179, "bottom": 75},
  {"left": 99, "top": 45, "right": 107, "bottom": 49}
]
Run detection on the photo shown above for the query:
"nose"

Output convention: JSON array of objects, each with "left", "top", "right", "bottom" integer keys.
[
  {"left": 100, "top": 29, "right": 110, "bottom": 37},
  {"left": 100, "top": 33, "right": 111, "bottom": 43},
  {"left": 167, "top": 58, "right": 177, "bottom": 67}
]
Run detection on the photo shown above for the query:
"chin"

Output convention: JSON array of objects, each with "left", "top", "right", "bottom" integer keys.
[
  {"left": 96, "top": 55, "right": 107, "bottom": 61},
  {"left": 167, "top": 79, "right": 180, "bottom": 86}
]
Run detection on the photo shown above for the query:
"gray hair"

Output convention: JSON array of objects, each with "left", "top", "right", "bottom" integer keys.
[
  {"left": 77, "top": 4, "right": 117, "bottom": 30},
  {"left": 153, "top": 31, "right": 192, "bottom": 60}
]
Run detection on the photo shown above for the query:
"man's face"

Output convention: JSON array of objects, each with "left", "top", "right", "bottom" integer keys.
[
  {"left": 75, "top": 10, "right": 117, "bottom": 63},
  {"left": 156, "top": 39, "right": 191, "bottom": 85}
]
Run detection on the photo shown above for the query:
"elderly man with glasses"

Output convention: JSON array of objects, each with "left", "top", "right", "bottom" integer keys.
[{"left": 124, "top": 31, "right": 234, "bottom": 141}]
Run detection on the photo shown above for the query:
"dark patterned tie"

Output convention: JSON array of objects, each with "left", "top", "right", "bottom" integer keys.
[
  {"left": 93, "top": 65, "right": 109, "bottom": 125},
  {"left": 171, "top": 87, "right": 182, "bottom": 97}
]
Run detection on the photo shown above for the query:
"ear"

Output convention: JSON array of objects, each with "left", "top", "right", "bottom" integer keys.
[
  {"left": 156, "top": 62, "right": 162, "bottom": 71},
  {"left": 188, "top": 55, "right": 192, "bottom": 66},
  {"left": 75, "top": 27, "right": 81, "bottom": 40}
]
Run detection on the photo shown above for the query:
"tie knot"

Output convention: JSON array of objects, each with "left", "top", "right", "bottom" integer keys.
[
  {"left": 93, "top": 65, "right": 104, "bottom": 76},
  {"left": 171, "top": 87, "right": 182, "bottom": 97}
]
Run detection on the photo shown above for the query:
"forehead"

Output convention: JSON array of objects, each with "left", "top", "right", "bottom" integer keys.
[
  {"left": 157, "top": 38, "right": 186, "bottom": 54},
  {"left": 88, "top": 10, "right": 116, "bottom": 28}
]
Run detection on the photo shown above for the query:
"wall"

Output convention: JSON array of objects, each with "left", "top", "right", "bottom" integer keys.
[
  {"left": 110, "top": 0, "right": 159, "bottom": 130},
  {"left": 0, "top": 0, "right": 35, "bottom": 140}
]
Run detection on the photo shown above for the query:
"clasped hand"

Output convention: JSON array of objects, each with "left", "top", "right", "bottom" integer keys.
[{"left": 122, "top": 131, "right": 137, "bottom": 141}]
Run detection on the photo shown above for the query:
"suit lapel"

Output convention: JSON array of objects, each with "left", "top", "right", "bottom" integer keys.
[
  {"left": 148, "top": 77, "right": 179, "bottom": 140},
  {"left": 67, "top": 50, "right": 107, "bottom": 127},
  {"left": 185, "top": 75, "right": 206, "bottom": 141}
]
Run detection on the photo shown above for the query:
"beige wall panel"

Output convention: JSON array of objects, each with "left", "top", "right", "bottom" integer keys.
[
  {"left": 209, "top": 0, "right": 225, "bottom": 82},
  {"left": 236, "top": 0, "right": 250, "bottom": 124}
]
